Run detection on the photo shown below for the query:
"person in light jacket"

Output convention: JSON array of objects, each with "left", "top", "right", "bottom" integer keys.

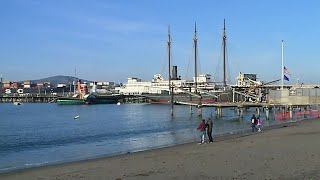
[{"left": 197, "top": 119, "right": 206, "bottom": 144}]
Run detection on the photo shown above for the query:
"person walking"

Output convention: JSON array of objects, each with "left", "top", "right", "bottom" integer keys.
[
  {"left": 197, "top": 119, "right": 206, "bottom": 144},
  {"left": 251, "top": 114, "right": 257, "bottom": 132},
  {"left": 257, "top": 116, "right": 262, "bottom": 132},
  {"left": 206, "top": 118, "right": 213, "bottom": 143}
]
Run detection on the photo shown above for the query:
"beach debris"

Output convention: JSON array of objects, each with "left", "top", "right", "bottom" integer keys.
[{"left": 74, "top": 115, "right": 80, "bottom": 119}]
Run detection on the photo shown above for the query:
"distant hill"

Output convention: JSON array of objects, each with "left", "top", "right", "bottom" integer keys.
[{"left": 29, "top": 75, "right": 91, "bottom": 86}]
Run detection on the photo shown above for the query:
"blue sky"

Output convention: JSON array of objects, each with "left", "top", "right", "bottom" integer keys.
[{"left": 1, "top": 0, "right": 320, "bottom": 84}]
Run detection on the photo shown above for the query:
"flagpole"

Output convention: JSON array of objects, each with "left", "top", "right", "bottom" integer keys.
[{"left": 281, "top": 40, "right": 284, "bottom": 90}]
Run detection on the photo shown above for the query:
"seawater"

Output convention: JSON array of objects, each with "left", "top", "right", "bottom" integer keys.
[{"left": 0, "top": 103, "right": 300, "bottom": 172}]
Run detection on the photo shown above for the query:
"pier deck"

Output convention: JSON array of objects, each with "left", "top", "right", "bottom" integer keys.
[{"left": 175, "top": 101, "right": 316, "bottom": 108}]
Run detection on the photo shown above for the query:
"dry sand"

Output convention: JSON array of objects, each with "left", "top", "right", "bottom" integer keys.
[{"left": 1, "top": 119, "right": 320, "bottom": 180}]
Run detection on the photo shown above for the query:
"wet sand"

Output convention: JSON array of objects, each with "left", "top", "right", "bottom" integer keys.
[{"left": 1, "top": 119, "right": 320, "bottom": 180}]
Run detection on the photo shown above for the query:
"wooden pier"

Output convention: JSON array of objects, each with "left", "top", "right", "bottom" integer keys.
[
  {"left": 175, "top": 100, "right": 318, "bottom": 120},
  {"left": 0, "top": 95, "right": 57, "bottom": 103}
]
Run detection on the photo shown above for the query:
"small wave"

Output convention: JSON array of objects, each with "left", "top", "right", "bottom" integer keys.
[
  {"left": 0, "top": 166, "right": 18, "bottom": 173},
  {"left": 25, "top": 161, "right": 49, "bottom": 166}
]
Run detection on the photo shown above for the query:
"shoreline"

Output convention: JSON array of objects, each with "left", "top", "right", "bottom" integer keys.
[
  {"left": 0, "top": 117, "right": 303, "bottom": 174},
  {"left": 1, "top": 117, "right": 319, "bottom": 179}
]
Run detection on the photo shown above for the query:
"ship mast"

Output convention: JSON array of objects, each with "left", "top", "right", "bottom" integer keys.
[
  {"left": 194, "top": 22, "right": 198, "bottom": 93},
  {"left": 223, "top": 19, "right": 227, "bottom": 88},
  {"left": 168, "top": 26, "right": 172, "bottom": 89},
  {"left": 168, "top": 26, "right": 174, "bottom": 115}
]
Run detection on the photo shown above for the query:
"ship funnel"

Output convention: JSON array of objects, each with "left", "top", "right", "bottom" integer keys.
[
  {"left": 172, "top": 66, "right": 178, "bottom": 80},
  {"left": 92, "top": 82, "right": 97, "bottom": 93}
]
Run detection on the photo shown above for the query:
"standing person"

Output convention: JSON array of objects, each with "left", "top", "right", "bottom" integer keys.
[
  {"left": 197, "top": 119, "right": 206, "bottom": 144},
  {"left": 206, "top": 118, "right": 213, "bottom": 143},
  {"left": 251, "top": 114, "right": 257, "bottom": 132},
  {"left": 257, "top": 116, "right": 262, "bottom": 132}
]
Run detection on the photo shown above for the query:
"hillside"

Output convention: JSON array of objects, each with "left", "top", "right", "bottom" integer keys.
[{"left": 30, "top": 75, "right": 91, "bottom": 86}]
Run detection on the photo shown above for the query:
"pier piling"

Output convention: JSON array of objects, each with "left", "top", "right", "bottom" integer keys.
[
  {"left": 257, "top": 107, "right": 261, "bottom": 117},
  {"left": 265, "top": 107, "right": 270, "bottom": 120},
  {"left": 198, "top": 105, "right": 202, "bottom": 116},
  {"left": 289, "top": 106, "right": 293, "bottom": 119}
]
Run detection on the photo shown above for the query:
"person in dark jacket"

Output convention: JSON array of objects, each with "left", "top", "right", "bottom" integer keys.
[
  {"left": 251, "top": 114, "right": 257, "bottom": 132},
  {"left": 206, "top": 118, "right": 213, "bottom": 143},
  {"left": 197, "top": 119, "right": 206, "bottom": 144}
]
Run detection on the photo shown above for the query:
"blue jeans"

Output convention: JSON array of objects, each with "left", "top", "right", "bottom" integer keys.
[{"left": 200, "top": 132, "right": 206, "bottom": 143}]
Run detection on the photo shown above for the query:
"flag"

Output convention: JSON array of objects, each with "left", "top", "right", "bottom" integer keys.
[
  {"left": 284, "top": 66, "right": 290, "bottom": 81},
  {"left": 284, "top": 66, "right": 290, "bottom": 75}
]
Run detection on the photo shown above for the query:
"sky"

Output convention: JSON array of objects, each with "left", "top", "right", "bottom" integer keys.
[{"left": 1, "top": 0, "right": 320, "bottom": 84}]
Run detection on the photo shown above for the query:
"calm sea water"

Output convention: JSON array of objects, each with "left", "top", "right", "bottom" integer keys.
[{"left": 0, "top": 103, "right": 302, "bottom": 172}]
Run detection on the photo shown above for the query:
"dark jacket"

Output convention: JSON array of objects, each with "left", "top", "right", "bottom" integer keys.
[
  {"left": 206, "top": 120, "right": 213, "bottom": 132},
  {"left": 251, "top": 115, "right": 256, "bottom": 125}
]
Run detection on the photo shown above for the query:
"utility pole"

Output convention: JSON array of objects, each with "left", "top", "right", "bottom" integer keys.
[{"left": 223, "top": 19, "right": 227, "bottom": 88}]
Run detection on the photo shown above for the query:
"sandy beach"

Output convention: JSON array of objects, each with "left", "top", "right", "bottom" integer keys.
[{"left": 1, "top": 119, "right": 320, "bottom": 180}]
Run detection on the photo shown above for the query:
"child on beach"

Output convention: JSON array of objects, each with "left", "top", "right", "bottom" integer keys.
[{"left": 257, "top": 116, "right": 262, "bottom": 132}]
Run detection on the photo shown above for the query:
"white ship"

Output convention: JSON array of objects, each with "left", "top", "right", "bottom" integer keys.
[{"left": 115, "top": 72, "right": 214, "bottom": 96}]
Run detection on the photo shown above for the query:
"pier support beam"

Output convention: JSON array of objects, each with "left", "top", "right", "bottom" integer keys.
[
  {"left": 232, "top": 89, "right": 235, "bottom": 103},
  {"left": 240, "top": 108, "right": 243, "bottom": 118},
  {"left": 215, "top": 107, "right": 223, "bottom": 118},
  {"left": 237, "top": 107, "right": 243, "bottom": 118},
  {"left": 257, "top": 107, "right": 261, "bottom": 117},
  {"left": 289, "top": 106, "right": 293, "bottom": 119},
  {"left": 304, "top": 106, "right": 307, "bottom": 118},
  {"left": 265, "top": 107, "right": 270, "bottom": 120},
  {"left": 170, "top": 86, "right": 174, "bottom": 116},
  {"left": 197, "top": 105, "right": 202, "bottom": 117}
]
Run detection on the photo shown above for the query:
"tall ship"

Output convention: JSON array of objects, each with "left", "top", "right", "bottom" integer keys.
[
  {"left": 57, "top": 80, "right": 123, "bottom": 105},
  {"left": 115, "top": 20, "right": 233, "bottom": 104}
]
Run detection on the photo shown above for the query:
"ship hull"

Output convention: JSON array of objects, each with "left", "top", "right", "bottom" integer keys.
[
  {"left": 86, "top": 95, "right": 122, "bottom": 104},
  {"left": 56, "top": 98, "right": 86, "bottom": 105},
  {"left": 84, "top": 94, "right": 124, "bottom": 105},
  {"left": 57, "top": 95, "right": 123, "bottom": 105}
]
